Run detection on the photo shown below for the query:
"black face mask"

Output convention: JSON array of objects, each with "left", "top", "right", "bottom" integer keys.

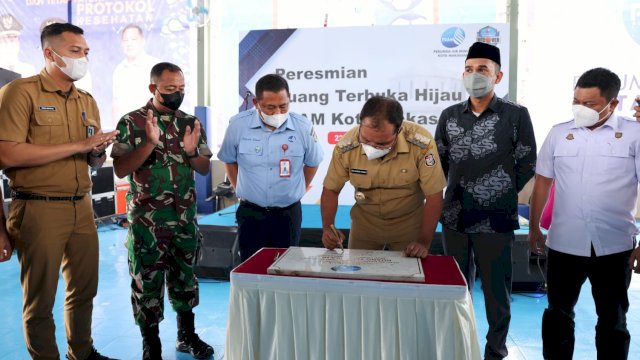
[{"left": 157, "top": 90, "right": 184, "bottom": 111}]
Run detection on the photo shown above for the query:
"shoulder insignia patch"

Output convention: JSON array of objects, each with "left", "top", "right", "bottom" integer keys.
[
  {"left": 337, "top": 138, "right": 357, "bottom": 153},
  {"left": 424, "top": 153, "right": 436, "bottom": 167},
  {"left": 406, "top": 132, "right": 431, "bottom": 149}
]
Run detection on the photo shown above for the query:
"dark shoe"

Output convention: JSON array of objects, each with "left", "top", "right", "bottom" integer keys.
[
  {"left": 176, "top": 311, "right": 214, "bottom": 359},
  {"left": 141, "top": 325, "right": 162, "bottom": 360},
  {"left": 176, "top": 334, "right": 214, "bottom": 359},
  {"left": 86, "top": 347, "right": 119, "bottom": 360}
]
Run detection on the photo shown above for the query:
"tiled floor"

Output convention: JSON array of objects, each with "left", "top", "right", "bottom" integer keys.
[{"left": 1, "top": 225, "right": 639, "bottom": 359}]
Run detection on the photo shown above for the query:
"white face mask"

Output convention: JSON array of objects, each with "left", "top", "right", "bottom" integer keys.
[
  {"left": 463, "top": 72, "right": 494, "bottom": 98},
  {"left": 362, "top": 143, "right": 391, "bottom": 160},
  {"left": 51, "top": 49, "right": 89, "bottom": 81},
  {"left": 260, "top": 111, "right": 287, "bottom": 129},
  {"left": 572, "top": 101, "right": 612, "bottom": 128}
]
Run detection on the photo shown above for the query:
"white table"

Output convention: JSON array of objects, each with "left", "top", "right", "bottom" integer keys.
[{"left": 225, "top": 248, "right": 481, "bottom": 360}]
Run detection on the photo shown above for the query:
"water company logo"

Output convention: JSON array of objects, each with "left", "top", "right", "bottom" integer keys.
[
  {"left": 476, "top": 26, "right": 500, "bottom": 45},
  {"left": 441, "top": 27, "right": 465, "bottom": 48},
  {"left": 623, "top": 0, "right": 640, "bottom": 46}
]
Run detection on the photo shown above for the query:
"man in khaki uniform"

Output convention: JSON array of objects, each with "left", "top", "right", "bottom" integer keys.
[
  {"left": 321, "top": 96, "right": 446, "bottom": 257},
  {"left": 0, "top": 23, "right": 118, "bottom": 360}
]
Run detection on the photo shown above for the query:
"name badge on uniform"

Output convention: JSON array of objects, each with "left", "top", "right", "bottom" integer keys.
[
  {"left": 280, "top": 144, "right": 291, "bottom": 178},
  {"left": 351, "top": 168, "right": 367, "bottom": 175}
]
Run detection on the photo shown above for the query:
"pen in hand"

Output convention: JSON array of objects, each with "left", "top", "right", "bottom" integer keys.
[{"left": 330, "top": 224, "right": 343, "bottom": 252}]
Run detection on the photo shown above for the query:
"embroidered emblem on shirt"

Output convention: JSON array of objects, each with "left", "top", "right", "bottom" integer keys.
[
  {"left": 310, "top": 127, "right": 318, "bottom": 143},
  {"left": 566, "top": 133, "right": 574, "bottom": 140},
  {"left": 425, "top": 153, "right": 436, "bottom": 167},
  {"left": 288, "top": 135, "right": 296, "bottom": 142},
  {"left": 615, "top": 132, "right": 623, "bottom": 139},
  {"left": 351, "top": 168, "right": 367, "bottom": 175},
  {"left": 337, "top": 138, "right": 357, "bottom": 153},
  {"left": 39, "top": 106, "right": 56, "bottom": 111}
]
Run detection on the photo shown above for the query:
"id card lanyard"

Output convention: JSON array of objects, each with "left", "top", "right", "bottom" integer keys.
[
  {"left": 279, "top": 143, "right": 291, "bottom": 178},
  {"left": 82, "top": 111, "right": 95, "bottom": 138}
]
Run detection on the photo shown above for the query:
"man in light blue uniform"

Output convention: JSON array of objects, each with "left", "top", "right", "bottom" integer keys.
[
  {"left": 218, "top": 74, "right": 323, "bottom": 261},
  {"left": 529, "top": 67, "right": 640, "bottom": 360}
]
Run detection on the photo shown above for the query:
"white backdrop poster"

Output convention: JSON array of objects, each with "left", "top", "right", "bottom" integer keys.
[{"left": 239, "top": 23, "right": 510, "bottom": 205}]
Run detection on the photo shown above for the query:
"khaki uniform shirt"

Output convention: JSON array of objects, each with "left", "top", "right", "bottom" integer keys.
[
  {"left": 0, "top": 69, "right": 100, "bottom": 196},
  {"left": 323, "top": 121, "right": 446, "bottom": 246}
]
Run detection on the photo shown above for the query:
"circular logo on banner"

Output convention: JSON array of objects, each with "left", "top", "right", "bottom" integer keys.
[
  {"left": 623, "top": 0, "right": 640, "bottom": 45},
  {"left": 441, "top": 27, "right": 465, "bottom": 48}
]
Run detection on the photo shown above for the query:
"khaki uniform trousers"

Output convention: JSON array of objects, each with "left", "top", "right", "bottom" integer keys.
[
  {"left": 6, "top": 196, "right": 98, "bottom": 360},
  {"left": 348, "top": 203, "right": 423, "bottom": 251}
]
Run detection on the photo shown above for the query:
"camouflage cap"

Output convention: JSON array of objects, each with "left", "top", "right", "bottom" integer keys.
[{"left": 0, "top": 14, "right": 22, "bottom": 37}]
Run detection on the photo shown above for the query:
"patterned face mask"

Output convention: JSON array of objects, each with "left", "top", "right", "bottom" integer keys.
[{"left": 463, "top": 72, "right": 494, "bottom": 98}]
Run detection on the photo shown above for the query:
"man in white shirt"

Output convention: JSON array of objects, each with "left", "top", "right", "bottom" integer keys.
[
  {"left": 529, "top": 67, "right": 640, "bottom": 360},
  {"left": 0, "top": 14, "right": 36, "bottom": 77},
  {"left": 111, "top": 23, "right": 160, "bottom": 127}
]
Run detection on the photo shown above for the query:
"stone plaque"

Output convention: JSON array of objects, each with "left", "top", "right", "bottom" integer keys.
[{"left": 267, "top": 247, "right": 425, "bottom": 282}]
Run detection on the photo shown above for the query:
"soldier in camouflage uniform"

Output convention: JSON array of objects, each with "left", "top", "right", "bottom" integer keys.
[
  {"left": 321, "top": 96, "right": 447, "bottom": 257},
  {"left": 110, "top": 62, "right": 213, "bottom": 360}
]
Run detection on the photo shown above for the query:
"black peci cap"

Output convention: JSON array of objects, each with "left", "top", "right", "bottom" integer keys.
[{"left": 466, "top": 41, "right": 500, "bottom": 66}]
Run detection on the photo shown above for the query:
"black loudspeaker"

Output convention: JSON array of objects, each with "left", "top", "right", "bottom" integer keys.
[
  {"left": 92, "top": 195, "right": 115, "bottom": 218},
  {"left": 91, "top": 166, "right": 115, "bottom": 194},
  {"left": 194, "top": 225, "right": 240, "bottom": 280},
  {"left": 512, "top": 235, "right": 547, "bottom": 292}
]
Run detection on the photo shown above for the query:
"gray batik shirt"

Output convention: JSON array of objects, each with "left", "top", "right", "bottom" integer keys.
[{"left": 435, "top": 95, "right": 537, "bottom": 233}]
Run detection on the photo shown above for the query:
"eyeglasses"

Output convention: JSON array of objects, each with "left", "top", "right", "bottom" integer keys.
[{"left": 358, "top": 126, "right": 399, "bottom": 150}]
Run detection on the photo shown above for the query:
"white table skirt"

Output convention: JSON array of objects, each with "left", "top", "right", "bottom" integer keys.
[{"left": 226, "top": 272, "right": 482, "bottom": 360}]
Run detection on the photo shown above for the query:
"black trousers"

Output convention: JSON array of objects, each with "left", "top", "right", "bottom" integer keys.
[
  {"left": 542, "top": 247, "right": 632, "bottom": 360},
  {"left": 236, "top": 200, "right": 302, "bottom": 261},
  {"left": 441, "top": 229, "right": 514, "bottom": 360}
]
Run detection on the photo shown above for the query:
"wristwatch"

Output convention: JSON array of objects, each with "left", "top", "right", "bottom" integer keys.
[{"left": 187, "top": 148, "right": 200, "bottom": 159}]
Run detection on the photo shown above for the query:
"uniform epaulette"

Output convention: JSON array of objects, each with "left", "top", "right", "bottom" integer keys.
[
  {"left": 337, "top": 137, "right": 358, "bottom": 153},
  {"left": 552, "top": 120, "right": 574, "bottom": 128},
  {"left": 21, "top": 76, "right": 39, "bottom": 84},
  {"left": 77, "top": 88, "right": 94, "bottom": 98},
  {"left": 405, "top": 131, "right": 431, "bottom": 149},
  {"left": 619, "top": 116, "right": 639, "bottom": 124}
]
